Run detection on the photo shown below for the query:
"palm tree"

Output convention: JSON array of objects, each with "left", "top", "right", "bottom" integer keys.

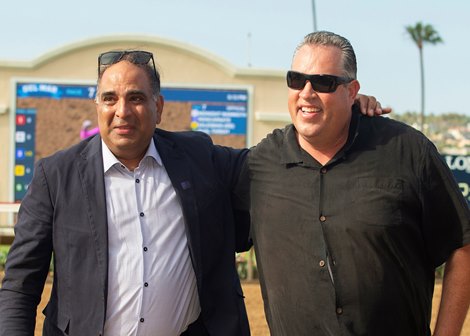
[{"left": 405, "top": 22, "right": 443, "bottom": 132}]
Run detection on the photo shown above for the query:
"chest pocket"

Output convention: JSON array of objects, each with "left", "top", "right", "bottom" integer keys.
[{"left": 349, "top": 177, "right": 404, "bottom": 226}]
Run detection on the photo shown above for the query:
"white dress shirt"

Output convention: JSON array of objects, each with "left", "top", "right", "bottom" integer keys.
[{"left": 101, "top": 140, "right": 200, "bottom": 336}]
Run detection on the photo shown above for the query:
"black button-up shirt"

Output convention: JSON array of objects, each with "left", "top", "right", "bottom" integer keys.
[{"left": 245, "top": 108, "right": 470, "bottom": 335}]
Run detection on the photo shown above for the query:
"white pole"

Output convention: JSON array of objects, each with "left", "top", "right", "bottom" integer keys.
[{"left": 312, "top": 0, "right": 317, "bottom": 32}]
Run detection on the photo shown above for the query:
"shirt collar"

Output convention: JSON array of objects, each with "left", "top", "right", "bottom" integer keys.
[
  {"left": 102, "top": 138, "right": 162, "bottom": 173},
  {"left": 280, "top": 104, "right": 362, "bottom": 166},
  {"left": 340, "top": 104, "right": 361, "bottom": 154},
  {"left": 279, "top": 124, "right": 305, "bottom": 165}
]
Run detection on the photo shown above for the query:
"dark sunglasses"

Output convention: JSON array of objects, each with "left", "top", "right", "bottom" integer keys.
[
  {"left": 286, "top": 70, "right": 353, "bottom": 93},
  {"left": 98, "top": 50, "right": 157, "bottom": 80}
]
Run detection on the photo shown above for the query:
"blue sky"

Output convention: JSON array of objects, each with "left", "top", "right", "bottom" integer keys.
[{"left": 1, "top": 0, "right": 468, "bottom": 115}]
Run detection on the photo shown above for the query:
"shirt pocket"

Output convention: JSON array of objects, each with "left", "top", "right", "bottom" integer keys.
[{"left": 349, "top": 177, "right": 404, "bottom": 226}]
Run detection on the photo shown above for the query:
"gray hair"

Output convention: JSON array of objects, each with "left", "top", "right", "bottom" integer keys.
[{"left": 293, "top": 31, "right": 357, "bottom": 79}]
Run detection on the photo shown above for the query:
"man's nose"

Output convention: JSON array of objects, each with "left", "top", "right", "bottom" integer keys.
[
  {"left": 299, "top": 81, "right": 319, "bottom": 99},
  {"left": 115, "top": 98, "right": 131, "bottom": 118}
]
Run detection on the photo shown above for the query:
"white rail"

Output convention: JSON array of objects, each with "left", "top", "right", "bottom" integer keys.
[{"left": 0, "top": 203, "right": 20, "bottom": 212}]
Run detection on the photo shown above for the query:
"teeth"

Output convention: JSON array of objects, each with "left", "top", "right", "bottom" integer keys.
[{"left": 301, "top": 107, "right": 320, "bottom": 113}]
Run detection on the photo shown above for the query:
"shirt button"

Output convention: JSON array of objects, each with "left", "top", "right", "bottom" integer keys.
[
  {"left": 143, "top": 247, "right": 148, "bottom": 252},
  {"left": 140, "top": 212, "right": 144, "bottom": 217},
  {"left": 321, "top": 167, "right": 327, "bottom": 174},
  {"left": 144, "top": 282, "right": 149, "bottom": 287},
  {"left": 140, "top": 318, "right": 144, "bottom": 322},
  {"left": 136, "top": 178, "right": 140, "bottom": 183},
  {"left": 319, "top": 215, "right": 326, "bottom": 222},
  {"left": 336, "top": 307, "right": 343, "bottom": 315},
  {"left": 319, "top": 260, "right": 325, "bottom": 267}
]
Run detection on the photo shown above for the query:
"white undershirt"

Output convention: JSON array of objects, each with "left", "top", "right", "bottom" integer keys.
[{"left": 101, "top": 140, "right": 200, "bottom": 336}]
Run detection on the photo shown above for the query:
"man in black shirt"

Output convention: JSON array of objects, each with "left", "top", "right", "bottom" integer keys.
[{"left": 244, "top": 31, "right": 470, "bottom": 335}]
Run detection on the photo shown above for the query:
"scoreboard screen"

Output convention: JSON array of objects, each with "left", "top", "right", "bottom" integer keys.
[{"left": 12, "top": 81, "right": 250, "bottom": 201}]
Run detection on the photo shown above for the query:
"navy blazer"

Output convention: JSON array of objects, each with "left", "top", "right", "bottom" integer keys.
[{"left": 0, "top": 129, "right": 251, "bottom": 336}]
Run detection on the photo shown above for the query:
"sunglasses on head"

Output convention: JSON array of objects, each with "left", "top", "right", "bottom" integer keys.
[
  {"left": 286, "top": 70, "right": 353, "bottom": 93},
  {"left": 98, "top": 50, "right": 157, "bottom": 79}
]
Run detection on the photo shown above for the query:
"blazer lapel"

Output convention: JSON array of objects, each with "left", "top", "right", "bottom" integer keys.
[
  {"left": 153, "top": 133, "right": 203, "bottom": 287},
  {"left": 77, "top": 136, "right": 109, "bottom": 306}
]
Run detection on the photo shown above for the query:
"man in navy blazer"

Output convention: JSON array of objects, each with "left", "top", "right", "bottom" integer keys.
[{"left": 0, "top": 51, "right": 250, "bottom": 335}]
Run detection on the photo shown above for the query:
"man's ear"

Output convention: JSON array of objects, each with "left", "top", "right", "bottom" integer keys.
[
  {"left": 155, "top": 94, "right": 164, "bottom": 125},
  {"left": 348, "top": 79, "right": 361, "bottom": 102}
]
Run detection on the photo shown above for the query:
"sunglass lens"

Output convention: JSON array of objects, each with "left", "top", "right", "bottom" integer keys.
[
  {"left": 311, "top": 76, "right": 335, "bottom": 93},
  {"left": 287, "top": 71, "right": 306, "bottom": 90},
  {"left": 99, "top": 52, "right": 122, "bottom": 65},
  {"left": 131, "top": 52, "right": 152, "bottom": 64}
]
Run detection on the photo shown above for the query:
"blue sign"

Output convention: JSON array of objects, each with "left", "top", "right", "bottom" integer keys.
[
  {"left": 191, "top": 104, "right": 247, "bottom": 135},
  {"left": 443, "top": 154, "right": 470, "bottom": 205},
  {"left": 162, "top": 87, "right": 248, "bottom": 136},
  {"left": 161, "top": 88, "right": 248, "bottom": 103},
  {"left": 17, "top": 83, "right": 96, "bottom": 99},
  {"left": 14, "top": 108, "right": 37, "bottom": 201}
]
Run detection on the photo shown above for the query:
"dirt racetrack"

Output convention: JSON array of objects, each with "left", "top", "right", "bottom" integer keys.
[{"left": 30, "top": 280, "right": 470, "bottom": 335}]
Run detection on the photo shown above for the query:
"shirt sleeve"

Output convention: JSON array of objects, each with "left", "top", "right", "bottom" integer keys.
[
  {"left": 420, "top": 141, "right": 470, "bottom": 267},
  {"left": 212, "top": 145, "right": 251, "bottom": 252},
  {"left": 0, "top": 159, "right": 53, "bottom": 334}
]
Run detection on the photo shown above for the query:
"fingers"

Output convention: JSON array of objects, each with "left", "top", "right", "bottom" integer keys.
[
  {"left": 372, "top": 102, "right": 383, "bottom": 117},
  {"left": 381, "top": 106, "right": 393, "bottom": 115},
  {"left": 356, "top": 94, "right": 392, "bottom": 116},
  {"left": 370, "top": 102, "right": 393, "bottom": 116},
  {"left": 357, "top": 94, "right": 376, "bottom": 116}
]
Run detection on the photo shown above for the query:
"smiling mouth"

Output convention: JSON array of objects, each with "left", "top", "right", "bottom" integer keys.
[{"left": 300, "top": 107, "right": 322, "bottom": 113}]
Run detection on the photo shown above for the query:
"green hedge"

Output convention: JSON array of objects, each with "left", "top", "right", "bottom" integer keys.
[{"left": 0, "top": 245, "right": 9, "bottom": 271}]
